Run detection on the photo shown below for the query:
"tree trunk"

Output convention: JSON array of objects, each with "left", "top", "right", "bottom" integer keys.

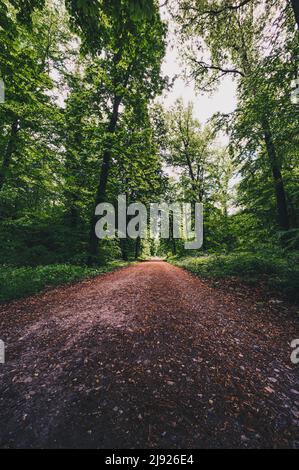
[
  {"left": 291, "top": 0, "right": 299, "bottom": 27},
  {"left": 64, "top": 161, "right": 82, "bottom": 228},
  {"left": 172, "top": 237, "right": 177, "bottom": 256},
  {"left": 135, "top": 236, "right": 141, "bottom": 259},
  {"left": 0, "top": 119, "right": 19, "bottom": 192},
  {"left": 66, "top": 205, "right": 80, "bottom": 228},
  {"left": 87, "top": 95, "right": 122, "bottom": 264},
  {"left": 169, "top": 211, "right": 177, "bottom": 256},
  {"left": 262, "top": 118, "right": 290, "bottom": 231},
  {"left": 236, "top": 20, "right": 290, "bottom": 233},
  {"left": 120, "top": 238, "right": 129, "bottom": 261}
]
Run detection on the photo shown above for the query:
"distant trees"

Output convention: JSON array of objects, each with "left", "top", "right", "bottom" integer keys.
[
  {"left": 153, "top": 100, "right": 235, "bottom": 254},
  {"left": 164, "top": 100, "right": 214, "bottom": 204}
]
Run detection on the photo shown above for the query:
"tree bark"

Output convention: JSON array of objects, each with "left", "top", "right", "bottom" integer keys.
[
  {"left": 291, "top": 0, "right": 299, "bottom": 27},
  {"left": 169, "top": 211, "right": 177, "bottom": 256},
  {"left": 0, "top": 119, "right": 19, "bottom": 192},
  {"left": 88, "top": 95, "right": 122, "bottom": 264},
  {"left": 64, "top": 155, "right": 82, "bottom": 228},
  {"left": 262, "top": 118, "right": 290, "bottom": 231},
  {"left": 120, "top": 239, "right": 129, "bottom": 261},
  {"left": 135, "top": 236, "right": 141, "bottom": 259},
  {"left": 235, "top": 17, "right": 291, "bottom": 232}
]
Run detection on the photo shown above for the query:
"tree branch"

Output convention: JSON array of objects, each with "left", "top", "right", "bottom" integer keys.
[
  {"left": 180, "top": 0, "right": 253, "bottom": 17},
  {"left": 190, "top": 58, "right": 245, "bottom": 77}
]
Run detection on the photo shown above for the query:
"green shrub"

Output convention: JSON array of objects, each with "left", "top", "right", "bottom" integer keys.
[
  {"left": 169, "top": 252, "right": 299, "bottom": 303},
  {"left": 0, "top": 261, "right": 131, "bottom": 304}
]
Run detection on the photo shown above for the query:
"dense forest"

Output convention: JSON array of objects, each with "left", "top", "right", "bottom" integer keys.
[
  {"left": 0, "top": 0, "right": 298, "bottom": 303},
  {"left": 0, "top": 0, "right": 299, "bottom": 451}
]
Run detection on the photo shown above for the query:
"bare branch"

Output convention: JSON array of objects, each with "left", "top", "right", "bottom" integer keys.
[
  {"left": 190, "top": 58, "right": 245, "bottom": 77},
  {"left": 178, "top": 0, "right": 253, "bottom": 17}
]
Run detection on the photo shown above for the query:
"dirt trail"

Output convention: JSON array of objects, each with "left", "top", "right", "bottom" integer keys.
[{"left": 0, "top": 261, "right": 298, "bottom": 449}]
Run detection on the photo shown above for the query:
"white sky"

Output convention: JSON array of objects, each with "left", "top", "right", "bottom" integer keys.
[
  {"left": 159, "top": 6, "right": 238, "bottom": 127},
  {"left": 159, "top": 10, "right": 239, "bottom": 191}
]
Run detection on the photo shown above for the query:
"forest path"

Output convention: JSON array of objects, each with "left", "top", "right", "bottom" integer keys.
[{"left": 0, "top": 261, "right": 298, "bottom": 449}]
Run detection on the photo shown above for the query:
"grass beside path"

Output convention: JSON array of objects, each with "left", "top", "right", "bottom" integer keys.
[
  {"left": 168, "top": 252, "right": 299, "bottom": 303},
  {"left": 0, "top": 261, "right": 132, "bottom": 304}
]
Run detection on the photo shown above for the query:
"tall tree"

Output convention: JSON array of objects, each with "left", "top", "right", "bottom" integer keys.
[
  {"left": 0, "top": 2, "right": 73, "bottom": 195},
  {"left": 173, "top": 0, "right": 297, "bottom": 231},
  {"left": 164, "top": 99, "right": 215, "bottom": 204},
  {"left": 291, "top": 0, "right": 299, "bottom": 27},
  {"left": 68, "top": 1, "right": 166, "bottom": 264}
]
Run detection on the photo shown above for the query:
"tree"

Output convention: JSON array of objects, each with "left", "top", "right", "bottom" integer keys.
[
  {"left": 155, "top": 99, "right": 235, "bottom": 253},
  {"left": 69, "top": 1, "right": 167, "bottom": 264},
  {"left": 291, "top": 0, "right": 299, "bottom": 27},
  {"left": 0, "top": 6, "right": 53, "bottom": 193},
  {"left": 173, "top": 0, "right": 298, "bottom": 232},
  {"left": 165, "top": 99, "right": 214, "bottom": 204},
  {"left": 105, "top": 100, "right": 166, "bottom": 261},
  {"left": 0, "top": 0, "right": 45, "bottom": 30},
  {"left": 0, "top": 2, "right": 80, "bottom": 265}
]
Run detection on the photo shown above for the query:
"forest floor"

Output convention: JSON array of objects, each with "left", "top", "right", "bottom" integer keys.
[{"left": 0, "top": 261, "right": 298, "bottom": 449}]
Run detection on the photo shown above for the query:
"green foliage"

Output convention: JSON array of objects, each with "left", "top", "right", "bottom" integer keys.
[
  {"left": 173, "top": 0, "right": 299, "bottom": 233},
  {"left": 0, "top": 0, "right": 166, "bottom": 269},
  {"left": 153, "top": 100, "right": 236, "bottom": 256},
  {"left": 0, "top": 0, "right": 45, "bottom": 30},
  {"left": 169, "top": 252, "right": 299, "bottom": 303},
  {"left": 65, "top": 0, "right": 157, "bottom": 50},
  {"left": 160, "top": 99, "right": 217, "bottom": 203},
  {"left": 0, "top": 261, "right": 131, "bottom": 304}
]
